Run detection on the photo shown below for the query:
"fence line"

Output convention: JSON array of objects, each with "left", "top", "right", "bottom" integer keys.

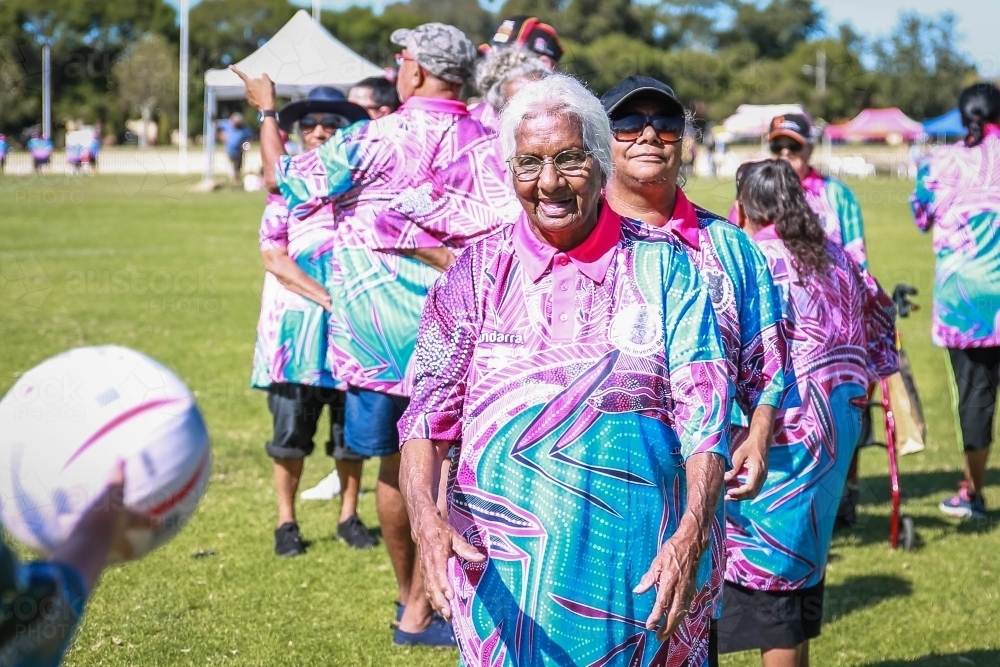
[{"left": 1, "top": 149, "right": 262, "bottom": 177}]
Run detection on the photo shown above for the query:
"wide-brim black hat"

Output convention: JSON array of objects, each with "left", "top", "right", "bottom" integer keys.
[{"left": 278, "top": 86, "right": 369, "bottom": 132}]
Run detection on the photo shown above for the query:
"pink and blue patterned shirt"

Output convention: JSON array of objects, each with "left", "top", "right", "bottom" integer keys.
[
  {"left": 275, "top": 97, "right": 515, "bottom": 395},
  {"left": 911, "top": 127, "right": 1000, "bottom": 349},
  {"left": 399, "top": 202, "right": 732, "bottom": 666}
]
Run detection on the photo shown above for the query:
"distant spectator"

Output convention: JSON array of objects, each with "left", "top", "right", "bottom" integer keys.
[
  {"left": 911, "top": 82, "right": 1000, "bottom": 522},
  {"left": 27, "top": 132, "right": 53, "bottom": 174},
  {"left": 217, "top": 112, "right": 254, "bottom": 183},
  {"left": 471, "top": 46, "right": 549, "bottom": 131},
  {"left": 488, "top": 15, "right": 563, "bottom": 70},
  {"left": 348, "top": 76, "right": 400, "bottom": 119},
  {"left": 0, "top": 134, "right": 7, "bottom": 173}
]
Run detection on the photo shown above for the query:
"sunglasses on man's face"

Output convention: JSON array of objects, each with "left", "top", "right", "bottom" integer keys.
[
  {"left": 300, "top": 114, "right": 347, "bottom": 131},
  {"left": 610, "top": 113, "right": 685, "bottom": 143},
  {"left": 769, "top": 137, "right": 804, "bottom": 154}
]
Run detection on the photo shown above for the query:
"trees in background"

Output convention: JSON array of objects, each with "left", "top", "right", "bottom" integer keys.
[
  {"left": 0, "top": 0, "right": 985, "bottom": 141},
  {"left": 112, "top": 34, "right": 178, "bottom": 148}
]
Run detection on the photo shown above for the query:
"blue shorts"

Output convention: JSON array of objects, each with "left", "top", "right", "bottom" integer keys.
[{"left": 344, "top": 387, "right": 410, "bottom": 458}]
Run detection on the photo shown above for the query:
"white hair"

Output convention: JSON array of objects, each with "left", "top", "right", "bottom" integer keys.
[
  {"left": 499, "top": 74, "right": 612, "bottom": 181},
  {"left": 475, "top": 47, "right": 550, "bottom": 112}
]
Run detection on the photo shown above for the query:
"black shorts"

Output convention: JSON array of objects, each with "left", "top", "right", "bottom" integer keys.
[
  {"left": 948, "top": 347, "right": 1000, "bottom": 452},
  {"left": 716, "top": 579, "right": 825, "bottom": 654},
  {"left": 265, "top": 383, "right": 364, "bottom": 461}
]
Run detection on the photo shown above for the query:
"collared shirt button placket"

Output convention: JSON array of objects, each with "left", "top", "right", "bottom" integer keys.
[{"left": 551, "top": 252, "right": 577, "bottom": 342}]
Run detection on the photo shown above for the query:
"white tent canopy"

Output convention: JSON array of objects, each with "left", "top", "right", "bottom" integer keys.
[
  {"left": 718, "top": 103, "right": 806, "bottom": 142},
  {"left": 201, "top": 9, "right": 383, "bottom": 180}
]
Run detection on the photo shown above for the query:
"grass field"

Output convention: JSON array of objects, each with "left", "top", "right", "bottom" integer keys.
[{"left": 1, "top": 174, "right": 997, "bottom": 667}]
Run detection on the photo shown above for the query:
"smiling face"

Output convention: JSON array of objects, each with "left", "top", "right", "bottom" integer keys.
[
  {"left": 610, "top": 98, "right": 683, "bottom": 187},
  {"left": 512, "top": 113, "right": 603, "bottom": 249}
]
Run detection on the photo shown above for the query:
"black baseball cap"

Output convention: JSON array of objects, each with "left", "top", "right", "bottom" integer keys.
[
  {"left": 768, "top": 113, "right": 812, "bottom": 144},
  {"left": 600, "top": 76, "right": 684, "bottom": 117},
  {"left": 490, "top": 16, "right": 563, "bottom": 62}
]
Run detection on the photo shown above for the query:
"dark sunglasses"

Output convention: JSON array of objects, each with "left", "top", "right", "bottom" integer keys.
[
  {"left": 769, "top": 137, "right": 804, "bottom": 154},
  {"left": 300, "top": 114, "right": 348, "bottom": 131},
  {"left": 610, "top": 113, "right": 685, "bottom": 143},
  {"left": 735, "top": 161, "right": 760, "bottom": 197}
]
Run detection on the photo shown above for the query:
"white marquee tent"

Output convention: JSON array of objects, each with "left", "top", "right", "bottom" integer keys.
[{"left": 201, "top": 9, "right": 383, "bottom": 180}]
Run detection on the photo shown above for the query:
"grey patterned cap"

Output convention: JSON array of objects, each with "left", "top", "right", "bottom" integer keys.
[{"left": 390, "top": 23, "right": 476, "bottom": 84}]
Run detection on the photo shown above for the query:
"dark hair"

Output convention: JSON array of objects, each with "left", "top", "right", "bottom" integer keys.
[
  {"left": 352, "top": 76, "right": 401, "bottom": 112},
  {"left": 958, "top": 82, "right": 1000, "bottom": 147},
  {"left": 737, "top": 159, "right": 831, "bottom": 279}
]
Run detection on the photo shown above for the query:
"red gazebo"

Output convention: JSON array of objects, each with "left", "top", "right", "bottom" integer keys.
[{"left": 824, "top": 108, "right": 923, "bottom": 143}]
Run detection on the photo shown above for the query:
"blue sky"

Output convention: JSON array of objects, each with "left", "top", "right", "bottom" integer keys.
[{"left": 168, "top": 0, "right": 1000, "bottom": 76}]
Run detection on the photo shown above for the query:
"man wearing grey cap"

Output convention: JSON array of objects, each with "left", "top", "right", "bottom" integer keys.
[{"left": 233, "top": 22, "right": 513, "bottom": 647}]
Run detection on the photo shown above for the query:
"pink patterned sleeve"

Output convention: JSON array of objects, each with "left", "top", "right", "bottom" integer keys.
[
  {"left": 398, "top": 248, "right": 483, "bottom": 443},
  {"left": 662, "top": 248, "right": 733, "bottom": 464},
  {"left": 850, "top": 260, "right": 900, "bottom": 380},
  {"left": 259, "top": 193, "right": 289, "bottom": 251}
]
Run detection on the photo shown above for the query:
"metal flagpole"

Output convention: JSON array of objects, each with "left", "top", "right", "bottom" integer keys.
[
  {"left": 42, "top": 45, "right": 51, "bottom": 138},
  {"left": 179, "top": 0, "right": 190, "bottom": 173},
  {"left": 312, "top": 0, "right": 321, "bottom": 23}
]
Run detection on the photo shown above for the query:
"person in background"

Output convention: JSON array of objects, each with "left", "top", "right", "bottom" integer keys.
[
  {"left": 911, "top": 82, "right": 1000, "bottom": 521},
  {"left": 471, "top": 46, "right": 549, "bottom": 131},
  {"left": 347, "top": 76, "right": 401, "bottom": 120},
  {"left": 488, "top": 15, "right": 563, "bottom": 70},
  {"left": 0, "top": 464, "right": 136, "bottom": 667},
  {"left": 602, "top": 75, "right": 790, "bottom": 644},
  {"left": 28, "top": 132, "right": 53, "bottom": 174},
  {"left": 250, "top": 87, "right": 372, "bottom": 554},
  {"left": 299, "top": 80, "right": 401, "bottom": 503},
  {"left": 400, "top": 73, "right": 731, "bottom": 667},
  {"left": 217, "top": 112, "right": 254, "bottom": 184},
  {"left": 720, "top": 159, "right": 897, "bottom": 667},
  {"left": 0, "top": 134, "right": 8, "bottom": 173},
  {"left": 89, "top": 130, "right": 101, "bottom": 174},
  {"left": 235, "top": 22, "right": 512, "bottom": 647},
  {"left": 752, "top": 112, "right": 872, "bottom": 526}
]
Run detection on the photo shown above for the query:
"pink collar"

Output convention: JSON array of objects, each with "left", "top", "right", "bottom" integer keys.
[
  {"left": 800, "top": 167, "right": 826, "bottom": 197},
  {"left": 512, "top": 199, "right": 620, "bottom": 284},
  {"left": 663, "top": 188, "right": 701, "bottom": 250},
  {"left": 751, "top": 224, "right": 780, "bottom": 242},
  {"left": 400, "top": 96, "right": 469, "bottom": 116},
  {"left": 984, "top": 123, "right": 1000, "bottom": 140}
]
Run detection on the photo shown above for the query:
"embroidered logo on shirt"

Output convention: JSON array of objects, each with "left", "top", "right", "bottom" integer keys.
[
  {"left": 608, "top": 304, "right": 664, "bottom": 356},
  {"left": 703, "top": 268, "right": 734, "bottom": 309},
  {"left": 479, "top": 331, "right": 524, "bottom": 345}
]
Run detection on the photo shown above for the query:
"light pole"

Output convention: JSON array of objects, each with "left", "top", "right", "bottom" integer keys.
[
  {"left": 312, "top": 0, "right": 321, "bottom": 23},
  {"left": 802, "top": 49, "right": 826, "bottom": 94},
  {"left": 179, "top": 0, "right": 190, "bottom": 173},
  {"left": 42, "top": 44, "right": 51, "bottom": 138}
]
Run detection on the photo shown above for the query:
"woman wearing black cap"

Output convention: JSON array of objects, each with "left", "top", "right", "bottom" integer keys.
[
  {"left": 250, "top": 87, "right": 373, "bottom": 556},
  {"left": 911, "top": 82, "right": 1000, "bottom": 521}
]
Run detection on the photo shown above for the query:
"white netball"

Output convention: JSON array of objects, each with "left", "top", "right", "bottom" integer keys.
[{"left": 0, "top": 345, "right": 211, "bottom": 559}]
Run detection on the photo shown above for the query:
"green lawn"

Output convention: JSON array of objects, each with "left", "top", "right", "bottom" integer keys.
[{"left": 0, "top": 175, "right": 997, "bottom": 666}]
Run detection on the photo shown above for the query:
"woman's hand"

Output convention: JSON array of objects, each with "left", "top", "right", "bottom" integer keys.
[
  {"left": 230, "top": 67, "right": 276, "bottom": 112},
  {"left": 725, "top": 434, "right": 768, "bottom": 501},
  {"left": 633, "top": 524, "right": 702, "bottom": 641},
  {"left": 412, "top": 507, "right": 485, "bottom": 621}
]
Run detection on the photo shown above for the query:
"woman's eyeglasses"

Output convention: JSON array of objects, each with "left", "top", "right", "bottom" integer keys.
[
  {"left": 507, "top": 148, "right": 591, "bottom": 182},
  {"left": 769, "top": 137, "right": 804, "bottom": 154},
  {"left": 300, "top": 114, "right": 347, "bottom": 131},
  {"left": 394, "top": 52, "right": 416, "bottom": 67},
  {"left": 610, "top": 113, "right": 685, "bottom": 143}
]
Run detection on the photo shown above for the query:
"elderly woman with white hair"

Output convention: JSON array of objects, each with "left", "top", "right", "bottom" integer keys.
[
  {"left": 398, "top": 74, "right": 732, "bottom": 666},
  {"left": 471, "top": 46, "right": 551, "bottom": 131}
]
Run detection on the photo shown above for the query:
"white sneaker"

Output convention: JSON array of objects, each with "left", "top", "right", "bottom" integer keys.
[{"left": 300, "top": 471, "right": 342, "bottom": 500}]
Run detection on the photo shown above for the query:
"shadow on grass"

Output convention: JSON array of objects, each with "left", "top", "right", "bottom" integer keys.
[
  {"left": 855, "top": 470, "right": 959, "bottom": 503},
  {"left": 823, "top": 574, "right": 912, "bottom": 623},
  {"left": 860, "top": 649, "right": 1000, "bottom": 666}
]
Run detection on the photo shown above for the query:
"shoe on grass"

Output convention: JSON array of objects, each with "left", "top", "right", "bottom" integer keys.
[
  {"left": 274, "top": 522, "right": 305, "bottom": 557},
  {"left": 393, "top": 615, "right": 456, "bottom": 648},
  {"left": 337, "top": 515, "right": 378, "bottom": 550},
  {"left": 300, "top": 471, "right": 342, "bottom": 500},
  {"left": 939, "top": 483, "right": 987, "bottom": 520}
]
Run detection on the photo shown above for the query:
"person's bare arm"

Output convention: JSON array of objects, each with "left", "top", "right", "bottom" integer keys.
[
  {"left": 400, "top": 247, "right": 457, "bottom": 273},
  {"left": 261, "top": 247, "right": 332, "bottom": 312},
  {"left": 400, "top": 438, "right": 485, "bottom": 619},
  {"left": 635, "top": 451, "right": 725, "bottom": 641},
  {"left": 725, "top": 404, "right": 775, "bottom": 501},
  {"left": 230, "top": 67, "right": 286, "bottom": 193}
]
